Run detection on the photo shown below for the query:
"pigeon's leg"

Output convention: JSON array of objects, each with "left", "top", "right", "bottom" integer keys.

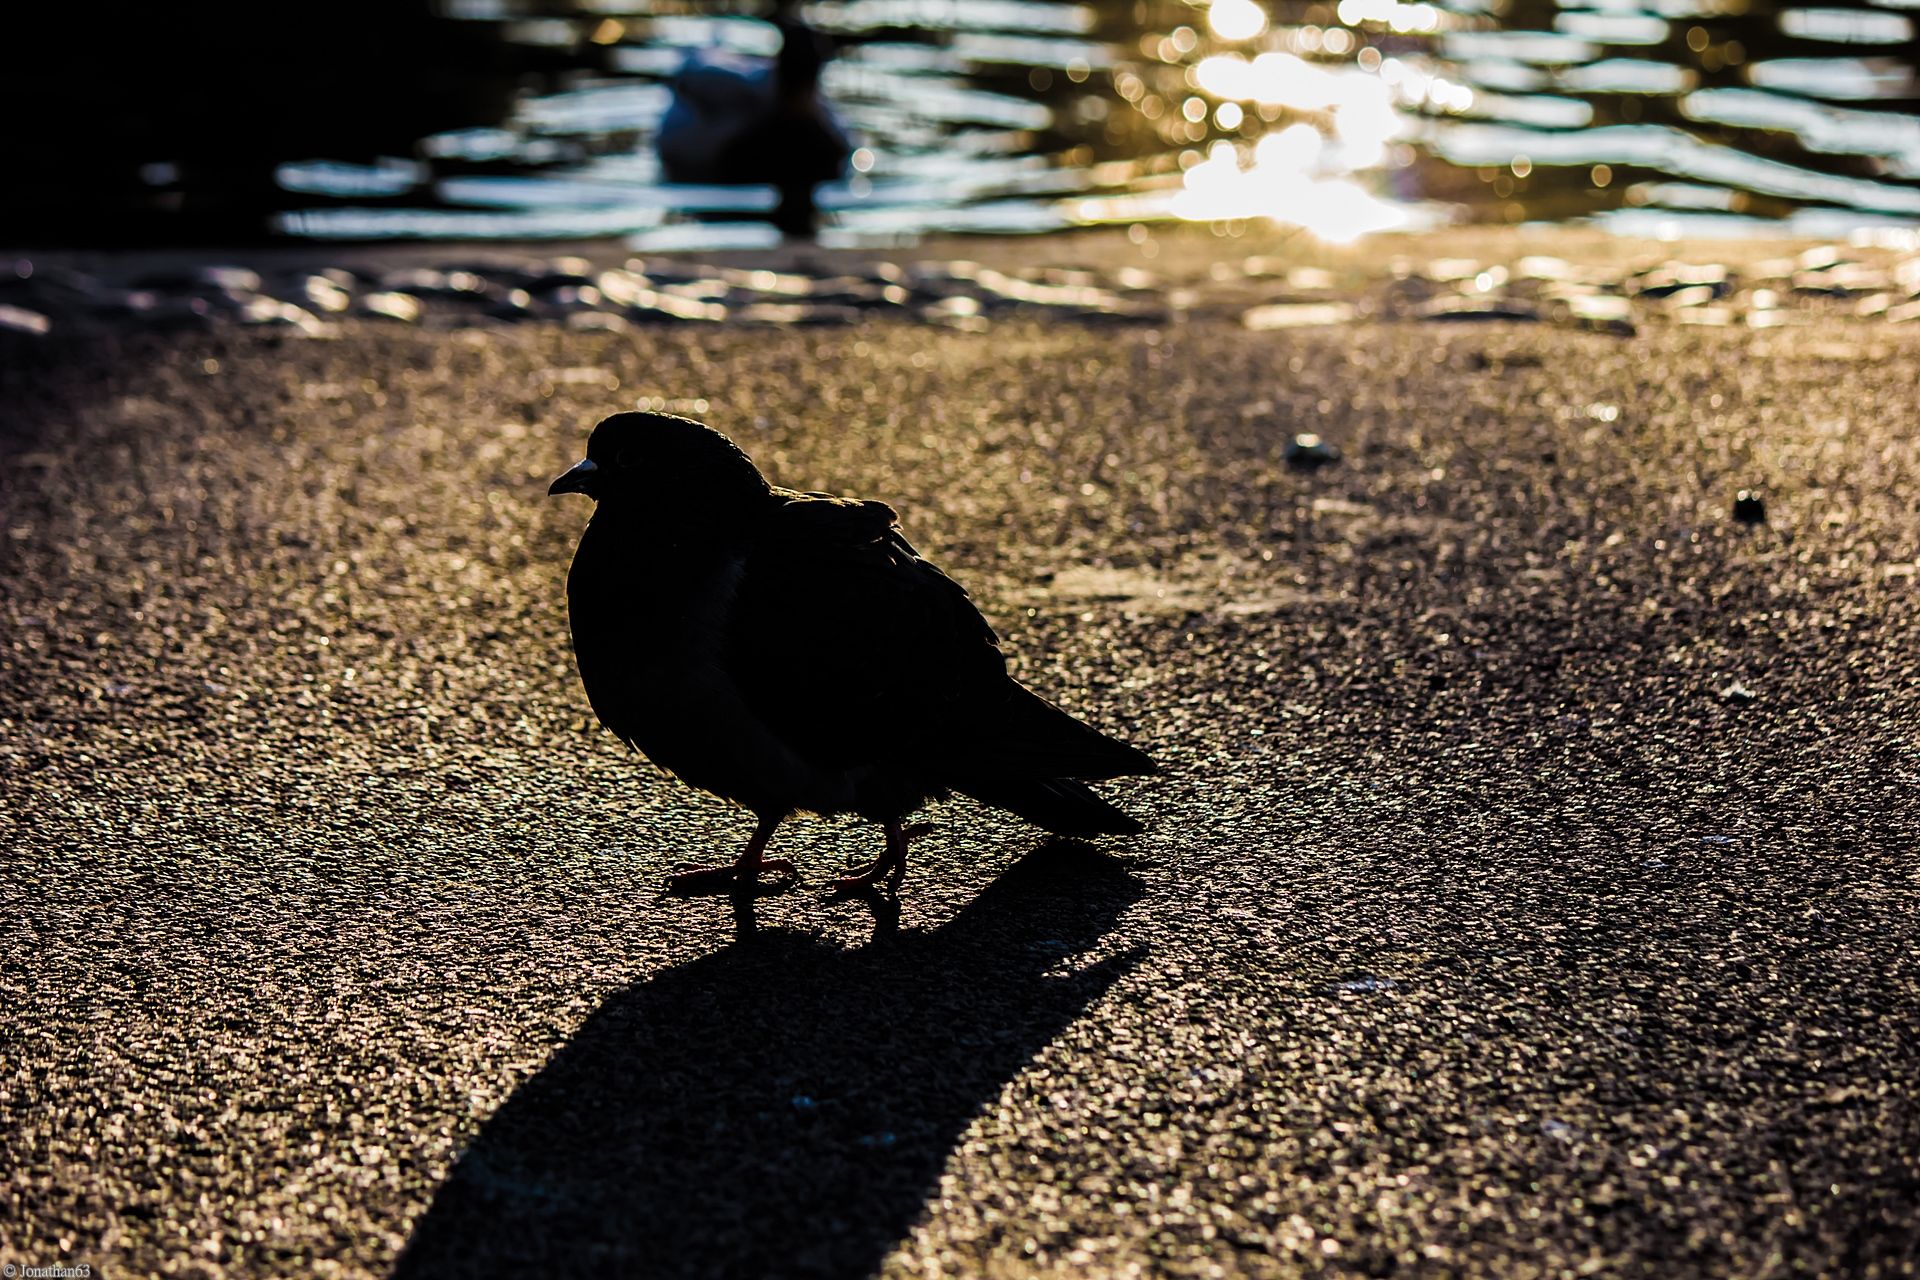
[
  {"left": 668, "top": 814, "right": 795, "bottom": 890},
  {"left": 830, "top": 821, "right": 930, "bottom": 894}
]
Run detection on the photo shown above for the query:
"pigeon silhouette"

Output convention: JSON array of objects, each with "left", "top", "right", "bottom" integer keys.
[{"left": 548, "top": 412, "right": 1157, "bottom": 892}]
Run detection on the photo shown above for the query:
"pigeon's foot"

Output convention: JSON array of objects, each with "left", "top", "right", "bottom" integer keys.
[
  {"left": 829, "top": 821, "right": 929, "bottom": 896},
  {"left": 828, "top": 855, "right": 901, "bottom": 894},
  {"left": 666, "top": 815, "right": 792, "bottom": 894},
  {"left": 668, "top": 857, "right": 797, "bottom": 892}
]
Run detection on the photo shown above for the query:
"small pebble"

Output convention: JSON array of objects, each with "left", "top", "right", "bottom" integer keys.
[
  {"left": 542, "top": 284, "right": 604, "bottom": 312},
  {"left": 238, "top": 298, "right": 332, "bottom": 336},
  {"left": 1416, "top": 297, "right": 1540, "bottom": 323},
  {"left": 1285, "top": 433, "right": 1339, "bottom": 469},
  {"left": 0, "top": 303, "right": 51, "bottom": 336},
  {"left": 922, "top": 296, "right": 988, "bottom": 331},
  {"left": 485, "top": 289, "right": 537, "bottom": 322},
  {"left": 1243, "top": 302, "right": 1355, "bottom": 330},
  {"left": 294, "top": 275, "right": 352, "bottom": 313},
  {"left": 805, "top": 277, "right": 894, "bottom": 308},
  {"left": 1632, "top": 262, "right": 1731, "bottom": 299},
  {"left": 736, "top": 302, "right": 860, "bottom": 326},
  {"left": 528, "top": 268, "right": 599, "bottom": 295},
  {"left": 358, "top": 292, "right": 422, "bottom": 323},
  {"left": 132, "top": 264, "right": 261, "bottom": 295},
  {"left": 1557, "top": 293, "right": 1635, "bottom": 335},
  {"left": 626, "top": 292, "right": 726, "bottom": 323},
  {"left": 722, "top": 267, "right": 815, "bottom": 297},
  {"left": 565, "top": 311, "right": 630, "bottom": 333},
  {"left": 381, "top": 268, "right": 487, "bottom": 299}
]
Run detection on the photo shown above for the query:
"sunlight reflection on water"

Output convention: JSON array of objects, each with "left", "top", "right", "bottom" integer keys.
[{"left": 268, "top": 0, "right": 1920, "bottom": 246}]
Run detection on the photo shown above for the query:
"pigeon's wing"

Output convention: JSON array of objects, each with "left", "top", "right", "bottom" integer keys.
[
  {"left": 725, "top": 491, "right": 997, "bottom": 770},
  {"left": 726, "top": 491, "right": 1152, "bottom": 782}
]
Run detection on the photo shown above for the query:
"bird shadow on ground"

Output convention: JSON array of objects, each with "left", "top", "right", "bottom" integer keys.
[{"left": 393, "top": 840, "right": 1145, "bottom": 1280}]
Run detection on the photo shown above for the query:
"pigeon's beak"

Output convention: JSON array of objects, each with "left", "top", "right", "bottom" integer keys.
[{"left": 548, "top": 458, "right": 600, "bottom": 498}]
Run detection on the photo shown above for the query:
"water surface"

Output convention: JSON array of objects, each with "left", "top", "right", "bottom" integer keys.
[{"left": 14, "top": 0, "right": 1920, "bottom": 245}]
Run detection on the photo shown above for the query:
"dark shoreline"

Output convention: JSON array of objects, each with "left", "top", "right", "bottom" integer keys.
[{"left": 5, "top": 225, "right": 1918, "bottom": 348}]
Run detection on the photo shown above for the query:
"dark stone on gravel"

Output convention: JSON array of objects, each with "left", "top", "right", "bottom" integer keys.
[
  {"left": 803, "top": 278, "right": 902, "bottom": 307},
  {"left": 527, "top": 270, "right": 601, "bottom": 295},
  {"left": 538, "top": 284, "right": 605, "bottom": 312},
  {"left": 1632, "top": 262, "right": 1733, "bottom": 299},
  {"left": 1417, "top": 296, "right": 1542, "bottom": 322},
  {"left": 485, "top": 289, "right": 538, "bottom": 322},
  {"left": 133, "top": 264, "right": 263, "bottom": 295},
  {"left": 1284, "top": 432, "right": 1339, "bottom": 468}
]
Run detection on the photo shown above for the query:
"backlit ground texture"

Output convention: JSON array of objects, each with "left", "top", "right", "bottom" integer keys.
[{"left": 3, "top": 234, "right": 1918, "bottom": 1278}]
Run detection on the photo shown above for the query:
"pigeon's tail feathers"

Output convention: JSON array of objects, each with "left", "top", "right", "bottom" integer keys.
[
  {"left": 954, "top": 777, "right": 1146, "bottom": 837},
  {"left": 956, "top": 683, "right": 1159, "bottom": 781}
]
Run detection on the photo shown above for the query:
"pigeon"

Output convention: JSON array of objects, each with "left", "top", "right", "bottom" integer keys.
[{"left": 548, "top": 411, "right": 1158, "bottom": 893}]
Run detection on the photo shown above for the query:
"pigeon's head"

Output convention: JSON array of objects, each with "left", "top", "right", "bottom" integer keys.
[{"left": 549, "top": 412, "right": 771, "bottom": 508}]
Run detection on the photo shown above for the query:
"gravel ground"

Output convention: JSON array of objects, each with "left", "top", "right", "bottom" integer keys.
[{"left": 3, "top": 236, "right": 1918, "bottom": 1278}]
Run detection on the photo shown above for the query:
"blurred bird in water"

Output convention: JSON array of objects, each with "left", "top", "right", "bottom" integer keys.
[
  {"left": 656, "top": 1, "right": 851, "bottom": 236},
  {"left": 548, "top": 412, "right": 1157, "bottom": 893}
]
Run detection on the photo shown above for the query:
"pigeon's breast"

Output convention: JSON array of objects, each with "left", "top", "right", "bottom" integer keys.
[{"left": 567, "top": 533, "right": 851, "bottom": 814}]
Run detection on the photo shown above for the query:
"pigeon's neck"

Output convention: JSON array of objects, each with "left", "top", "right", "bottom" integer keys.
[{"left": 586, "top": 491, "right": 771, "bottom": 548}]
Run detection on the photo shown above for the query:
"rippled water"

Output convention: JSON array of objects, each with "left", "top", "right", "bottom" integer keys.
[{"left": 181, "top": 0, "right": 1920, "bottom": 244}]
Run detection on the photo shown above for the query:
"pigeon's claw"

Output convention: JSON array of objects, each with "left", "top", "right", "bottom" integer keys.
[
  {"left": 828, "top": 856, "right": 901, "bottom": 894},
  {"left": 667, "top": 857, "right": 796, "bottom": 891},
  {"left": 667, "top": 862, "right": 743, "bottom": 891},
  {"left": 666, "top": 816, "right": 791, "bottom": 893},
  {"left": 828, "top": 821, "right": 924, "bottom": 896}
]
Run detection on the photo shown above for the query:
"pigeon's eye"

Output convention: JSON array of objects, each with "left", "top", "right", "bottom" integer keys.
[{"left": 615, "top": 448, "right": 636, "bottom": 469}]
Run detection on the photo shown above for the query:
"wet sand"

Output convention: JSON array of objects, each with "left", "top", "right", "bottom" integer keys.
[{"left": 3, "top": 228, "right": 1918, "bottom": 1279}]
